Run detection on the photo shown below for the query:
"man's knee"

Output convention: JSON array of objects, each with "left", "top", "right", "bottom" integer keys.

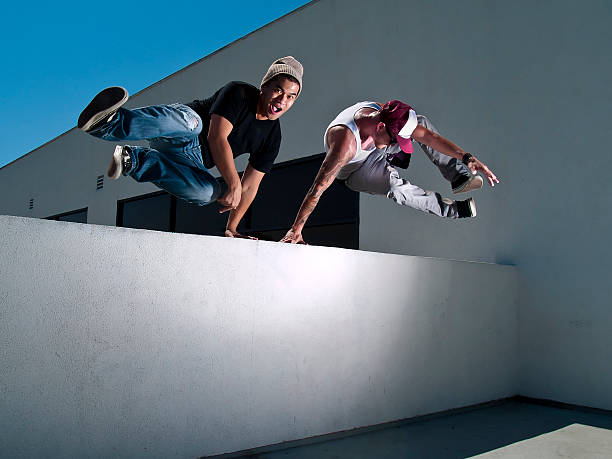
[
  {"left": 190, "top": 180, "right": 221, "bottom": 206},
  {"left": 199, "top": 180, "right": 221, "bottom": 206},
  {"left": 388, "top": 182, "right": 430, "bottom": 204}
]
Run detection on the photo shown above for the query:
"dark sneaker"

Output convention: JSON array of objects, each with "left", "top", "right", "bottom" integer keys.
[
  {"left": 452, "top": 174, "right": 483, "bottom": 194},
  {"left": 107, "top": 145, "right": 132, "bottom": 179},
  {"left": 78, "top": 86, "right": 128, "bottom": 132},
  {"left": 457, "top": 197, "right": 477, "bottom": 218}
]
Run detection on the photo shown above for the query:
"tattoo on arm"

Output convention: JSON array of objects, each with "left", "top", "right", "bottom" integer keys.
[
  {"left": 292, "top": 155, "right": 347, "bottom": 229},
  {"left": 289, "top": 126, "right": 355, "bottom": 232}
]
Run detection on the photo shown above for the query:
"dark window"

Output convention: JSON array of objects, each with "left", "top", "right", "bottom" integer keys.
[
  {"left": 243, "top": 154, "right": 359, "bottom": 248},
  {"left": 248, "top": 154, "right": 359, "bottom": 229},
  {"left": 46, "top": 208, "right": 88, "bottom": 223},
  {"left": 117, "top": 191, "right": 173, "bottom": 231},
  {"left": 116, "top": 154, "right": 359, "bottom": 249},
  {"left": 175, "top": 198, "right": 227, "bottom": 237}
]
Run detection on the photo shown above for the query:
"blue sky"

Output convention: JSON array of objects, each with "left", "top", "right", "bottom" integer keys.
[{"left": 0, "top": 0, "right": 311, "bottom": 168}]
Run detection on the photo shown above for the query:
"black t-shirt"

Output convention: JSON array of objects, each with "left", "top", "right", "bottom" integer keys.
[{"left": 186, "top": 81, "right": 281, "bottom": 174}]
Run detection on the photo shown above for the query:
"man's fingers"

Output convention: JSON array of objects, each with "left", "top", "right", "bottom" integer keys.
[
  {"left": 280, "top": 232, "right": 307, "bottom": 244},
  {"left": 236, "top": 233, "right": 257, "bottom": 240},
  {"left": 225, "top": 229, "right": 257, "bottom": 239},
  {"left": 217, "top": 197, "right": 238, "bottom": 213},
  {"left": 216, "top": 190, "right": 240, "bottom": 211}
]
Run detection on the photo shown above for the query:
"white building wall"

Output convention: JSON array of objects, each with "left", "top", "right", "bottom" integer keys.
[
  {"left": 0, "top": 0, "right": 610, "bottom": 410},
  {"left": 0, "top": 215, "right": 519, "bottom": 458}
]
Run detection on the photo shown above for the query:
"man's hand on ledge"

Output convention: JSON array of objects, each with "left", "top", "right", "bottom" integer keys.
[
  {"left": 280, "top": 229, "right": 307, "bottom": 245},
  {"left": 224, "top": 229, "right": 257, "bottom": 240}
]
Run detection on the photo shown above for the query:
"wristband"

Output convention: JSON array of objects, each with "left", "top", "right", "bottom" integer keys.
[{"left": 462, "top": 153, "right": 473, "bottom": 165}]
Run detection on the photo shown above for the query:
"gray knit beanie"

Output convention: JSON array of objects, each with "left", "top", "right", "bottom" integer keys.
[{"left": 260, "top": 56, "right": 303, "bottom": 95}]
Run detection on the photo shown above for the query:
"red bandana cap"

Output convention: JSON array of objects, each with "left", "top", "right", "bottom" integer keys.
[{"left": 380, "top": 100, "right": 418, "bottom": 154}]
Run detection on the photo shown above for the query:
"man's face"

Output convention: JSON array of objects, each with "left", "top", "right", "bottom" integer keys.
[
  {"left": 258, "top": 76, "right": 300, "bottom": 120},
  {"left": 375, "top": 122, "right": 396, "bottom": 149}
]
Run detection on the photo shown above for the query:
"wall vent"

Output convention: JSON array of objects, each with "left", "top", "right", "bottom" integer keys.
[
  {"left": 29, "top": 198, "right": 34, "bottom": 210},
  {"left": 96, "top": 175, "right": 104, "bottom": 190}
]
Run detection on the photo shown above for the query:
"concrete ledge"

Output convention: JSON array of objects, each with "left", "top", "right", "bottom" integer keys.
[{"left": 0, "top": 215, "right": 519, "bottom": 458}]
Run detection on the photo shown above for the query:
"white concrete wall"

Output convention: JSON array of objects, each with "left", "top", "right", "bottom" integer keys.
[
  {"left": 0, "top": 215, "right": 519, "bottom": 458},
  {"left": 0, "top": 0, "right": 610, "bottom": 411}
]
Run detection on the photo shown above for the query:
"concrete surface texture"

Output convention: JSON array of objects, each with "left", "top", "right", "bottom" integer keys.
[
  {"left": 240, "top": 399, "right": 612, "bottom": 459},
  {"left": 0, "top": 215, "right": 518, "bottom": 458}
]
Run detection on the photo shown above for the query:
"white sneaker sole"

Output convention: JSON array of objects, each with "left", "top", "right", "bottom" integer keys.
[
  {"left": 107, "top": 145, "right": 124, "bottom": 179},
  {"left": 453, "top": 175, "right": 483, "bottom": 194},
  {"left": 467, "top": 197, "right": 477, "bottom": 217}
]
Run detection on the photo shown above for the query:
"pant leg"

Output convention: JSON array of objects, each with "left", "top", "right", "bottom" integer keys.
[
  {"left": 87, "top": 102, "right": 218, "bottom": 205},
  {"left": 415, "top": 114, "right": 473, "bottom": 188},
  {"left": 344, "top": 149, "right": 460, "bottom": 218},
  {"left": 87, "top": 103, "right": 201, "bottom": 143},
  {"left": 127, "top": 142, "right": 221, "bottom": 206},
  {"left": 95, "top": 103, "right": 220, "bottom": 206}
]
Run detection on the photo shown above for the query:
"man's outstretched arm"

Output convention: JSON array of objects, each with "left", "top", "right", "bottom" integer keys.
[
  {"left": 280, "top": 127, "right": 356, "bottom": 244},
  {"left": 411, "top": 125, "right": 499, "bottom": 186}
]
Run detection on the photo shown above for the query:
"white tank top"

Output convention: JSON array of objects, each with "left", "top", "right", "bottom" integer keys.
[{"left": 324, "top": 101, "right": 382, "bottom": 179}]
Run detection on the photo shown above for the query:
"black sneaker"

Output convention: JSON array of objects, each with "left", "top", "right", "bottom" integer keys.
[
  {"left": 456, "top": 197, "right": 477, "bottom": 218},
  {"left": 107, "top": 145, "right": 132, "bottom": 179},
  {"left": 78, "top": 86, "right": 128, "bottom": 132}
]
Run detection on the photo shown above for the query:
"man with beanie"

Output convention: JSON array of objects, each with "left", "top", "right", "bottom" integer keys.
[
  {"left": 280, "top": 100, "right": 499, "bottom": 244},
  {"left": 77, "top": 56, "right": 303, "bottom": 238}
]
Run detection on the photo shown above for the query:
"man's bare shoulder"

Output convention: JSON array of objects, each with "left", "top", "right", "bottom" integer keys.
[{"left": 326, "top": 125, "right": 357, "bottom": 155}]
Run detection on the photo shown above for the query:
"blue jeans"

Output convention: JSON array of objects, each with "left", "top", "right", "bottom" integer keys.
[{"left": 88, "top": 103, "right": 221, "bottom": 205}]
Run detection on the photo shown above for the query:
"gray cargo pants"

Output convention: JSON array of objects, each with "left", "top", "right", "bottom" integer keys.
[{"left": 343, "top": 115, "right": 473, "bottom": 218}]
